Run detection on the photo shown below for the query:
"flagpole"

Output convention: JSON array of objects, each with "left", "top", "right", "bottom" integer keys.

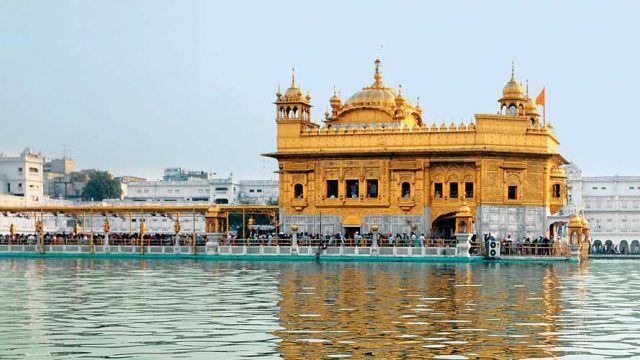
[
  {"left": 544, "top": 87, "right": 546, "bottom": 126},
  {"left": 543, "top": 95, "right": 546, "bottom": 126}
]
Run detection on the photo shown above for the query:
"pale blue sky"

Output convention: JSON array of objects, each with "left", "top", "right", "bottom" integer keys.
[{"left": 1, "top": 1, "right": 638, "bottom": 180}]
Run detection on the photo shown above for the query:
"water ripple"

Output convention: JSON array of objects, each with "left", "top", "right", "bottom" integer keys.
[{"left": 0, "top": 259, "right": 639, "bottom": 358}]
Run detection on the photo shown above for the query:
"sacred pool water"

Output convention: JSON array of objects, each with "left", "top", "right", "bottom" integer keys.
[{"left": 0, "top": 259, "right": 638, "bottom": 359}]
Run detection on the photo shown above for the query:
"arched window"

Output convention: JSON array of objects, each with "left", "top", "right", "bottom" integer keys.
[
  {"left": 530, "top": 118, "right": 535, "bottom": 127},
  {"left": 294, "top": 184, "right": 304, "bottom": 199},
  {"left": 501, "top": 105, "right": 507, "bottom": 115},
  {"left": 552, "top": 184, "right": 561, "bottom": 198},
  {"left": 458, "top": 221, "right": 467, "bottom": 234},
  {"left": 571, "top": 231, "right": 578, "bottom": 245},
  {"left": 402, "top": 182, "right": 411, "bottom": 197},
  {"left": 293, "top": 106, "right": 299, "bottom": 118},
  {"left": 286, "top": 106, "right": 291, "bottom": 118},
  {"left": 518, "top": 104, "right": 524, "bottom": 115},
  {"left": 279, "top": 107, "right": 285, "bottom": 119},
  {"left": 509, "top": 104, "right": 517, "bottom": 115}
]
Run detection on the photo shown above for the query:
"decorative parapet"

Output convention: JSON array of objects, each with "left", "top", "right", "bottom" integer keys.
[{"left": 302, "top": 121, "right": 477, "bottom": 136}]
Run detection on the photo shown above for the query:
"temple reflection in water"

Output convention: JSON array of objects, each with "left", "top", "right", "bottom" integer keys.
[{"left": 274, "top": 262, "right": 564, "bottom": 358}]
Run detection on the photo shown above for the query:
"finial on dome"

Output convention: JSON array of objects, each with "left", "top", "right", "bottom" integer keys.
[
  {"left": 398, "top": 84, "right": 402, "bottom": 95},
  {"left": 291, "top": 67, "right": 296, "bottom": 87},
  {"left": 333, "top": 85, "right": 337, "bottom": 96},
  {"left": 276, "top": 84, "right": 282, "bottom": 97},
  {"left": 511, "top": 61, "right": 515, "bottom": 80},
  {"left": 372, "top": 58, "right": 383, "bottom": 87},
  {"left": 526, "top": 80, "right": 529, "bottom": 96},
  {"left": 416, "top": 96, "right": 421, "bottom": 108}
]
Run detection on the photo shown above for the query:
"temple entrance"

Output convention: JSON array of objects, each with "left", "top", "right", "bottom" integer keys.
[
  {"left": 344, "top": 227, "right": 361, "bottom": 239},
  {"left": 432, "top": 212, "right": 456, "bottom": 239}
]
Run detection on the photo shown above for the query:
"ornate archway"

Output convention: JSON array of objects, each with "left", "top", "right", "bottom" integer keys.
[{"left": 432, "top": 212, "right": 456, "bottom": 239}]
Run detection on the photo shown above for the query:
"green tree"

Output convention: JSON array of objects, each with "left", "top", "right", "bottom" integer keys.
[{"left": 82, "top": 171, "right": 122, "bottom": 201}]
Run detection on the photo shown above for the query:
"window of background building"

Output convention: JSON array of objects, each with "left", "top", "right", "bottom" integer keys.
[
  {"left": 257, "top": 189, "right": 262, "bottom": 193},
  {"left": 508, "top": 186, "right": 518, "bottom": 200},
  {"left": 449, "top": 183, "right": 458, "bottom": 198},
  {"left": 326, "top": 180, "right": 338, "bottom": 198},
  {"left": 18, "top": 167, "right": 23, "bottom": 172},
  {"left": 465, "top": 182, "right": 474, "bottom": 198},
  {"left": 601, "top": 187, "right": 606, "bottom": 189},
  {"left": 366, "top": 179, "right": 378, "bottom": 198},
  {"left": 592, "top": 187, "right": 598, "bottom": 190},
  {"left": 434, "top": 183, "right": 443, "bottom": 198},
  {"left": 346, "top": 180, "right": 359, "bottom": 198},
  {"left": 29, "top": 167, "right": 38, "bottom": 173}
]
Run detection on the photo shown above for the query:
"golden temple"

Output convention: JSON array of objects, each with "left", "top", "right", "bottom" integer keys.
[{"left": 267, "top": 60, "right": 568, "bottom": 240}]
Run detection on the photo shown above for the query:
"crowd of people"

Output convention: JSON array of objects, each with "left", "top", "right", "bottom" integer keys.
[
  {"left": 0, "top": 233, "right": 209, "bottom": 246},
  {"left": 482, "top": 234, "right": 556, "bottom": 256},
  {"left": 0, "top": 231, "right": 578, "bottom": 257},
  {"left": 242, "top": 231, "right": 460, "bottom": 248}
]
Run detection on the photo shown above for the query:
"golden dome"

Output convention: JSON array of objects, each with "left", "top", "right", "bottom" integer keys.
[
  {"left": 569, "top": 213, "right": 582, "bottom": 228},
  {"left": 502, "top": 63, "right": 524, "bottom": 99},
  {"left": 581, "top": 216, "right": 590, "bottom": 229},
  {"left": 395, "top": 86, "right": 406, "bottom": 106},
  {"left": 345, "top": 59, "right": 397, "bottom": 107},
  {"left": 284, "top": 69, "right": 304, "bottom": 100},
  {"left": 346, "top": 88, "right": 396, "bottom": 107},
  {"left": 456, "top": 202, "right": 471, "bottom": 215},
  {"left": 525, "top": 96, "right": 539, "bottom": 115},
  {"left": 329, "top": 87, "right": 341, "bottom": 107}
]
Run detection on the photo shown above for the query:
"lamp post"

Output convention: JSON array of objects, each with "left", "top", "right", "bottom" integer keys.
[
  {"left": 140, "top": 218, "right": 146, "bottom": 255},
  {"left": 291, "top": 224, "right": 299, "bottom": 255},
  {"left": 248, "top": 216, "right": 255, "bottom": 245},
  {"left": 371, "top": 224, "right": 379, "bottom": 254},
  {"left": 35, "top": 220, "right": 44, "bottom": 254},
  {"left": 103, "top": 219, "right": 111, "bottom": 253}
]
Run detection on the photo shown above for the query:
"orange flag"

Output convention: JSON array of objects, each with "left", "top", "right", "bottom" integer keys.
[{"left": 535, "top": 87, "right": 545, "bottom": 106}]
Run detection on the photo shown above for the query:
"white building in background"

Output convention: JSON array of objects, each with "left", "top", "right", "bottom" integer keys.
[
  {"left": 564, "top": 163, "right": 640, "bottom": 251},
  {"left": 126, "top": 170, "right": 278, "bottom": 205},
  {"left": 0, "top": 148, "right": 44, "bottom": 204},
  {"left": 237, "top": 180, "right": 278, "bottom": 205}
]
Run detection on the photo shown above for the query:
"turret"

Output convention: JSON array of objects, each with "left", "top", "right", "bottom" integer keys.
[{"left": 275, "top": 69, "right": 312, "bottom": 122}]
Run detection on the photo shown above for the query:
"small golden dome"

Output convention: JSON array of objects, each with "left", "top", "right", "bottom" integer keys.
[
  {"left": 502, "top": 63, "right": 524, "bottom": 99},
  {"left": 581, "top": 216, "right": 590, "bottom": 229},
  {"left": 329, "top": 87, "right": 341, "bottom": 107},
  {"left": 284, "top": 69, "right": 304, "bottom": 100},
  {"left": 395, "top": 85, "right": 406, "bottom": 106},
  {"left": 569, "top": 213, "right": 582, "bottom": 227},
  {"left": 503, "top": 79, "right": 524, "bottom": 98},
  {"left": 525, "top": 96, "right": 539, "bottom": 115},
  {"left": 457, "top": 202, "right": 471, "bottom": 215}
]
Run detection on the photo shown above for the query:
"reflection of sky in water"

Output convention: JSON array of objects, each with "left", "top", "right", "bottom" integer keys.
[{"left": 0, "top": 259, "right": 638, "bottom": 359}]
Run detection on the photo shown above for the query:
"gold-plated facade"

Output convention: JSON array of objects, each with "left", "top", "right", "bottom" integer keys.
[{"left": 268, "top": 60, "right": 568, "bottom": 237}]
